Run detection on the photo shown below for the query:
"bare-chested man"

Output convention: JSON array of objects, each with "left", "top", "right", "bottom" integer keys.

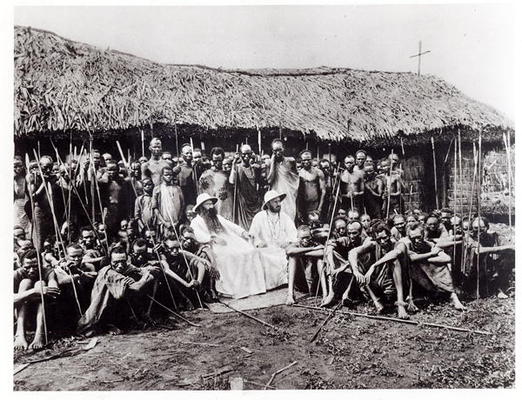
[
  {"left": 354, "top": 150, "right": 367, "bottom": 173},
  {"left": 14, "top": 156, "right": 30, "bottom": 236},
  {"left": 363, "top": 163, "right": 384, "bottom": 219},
  {"left": 14, "top": 249, "right": 60, "bottom": 350},
  {"left": 199, "top": 147, "right": 233, "bottom": 220},
  {"left": 267, "top": 139, "right": 299, "bottom": 221},
  {"left": 140, "top": 138, "right": 170, "bottom": 187},
  {"left": 100, "top": 161, "right": 132, "bottom": 240},
  {"left": 339, "top": 155, "right": 365, "bottom": 213},
  {"left": 382, "top": 155, "right": 405, "bottom": 215},
  {"left": 403, "top": 223, "right": 466, "bottom": 310},
  {"left": 348, "top": 223, "right": 410, "bottom": 319},
  {"left": 297, "top": 150, "right": 326, "bottom": 225},
  {"left": 285, "top": 225, "right": 326, "bottom": 305},
  {"left": 174, "top": 144, "right": 198, "bottom": 207}
]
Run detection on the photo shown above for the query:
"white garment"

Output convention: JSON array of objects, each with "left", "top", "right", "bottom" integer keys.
[
  {"left": 191, "top": 214, "right": 287, "bottom": 299},
  {"left": 249, "top": 210, "right": 298, "bottom": 249}
]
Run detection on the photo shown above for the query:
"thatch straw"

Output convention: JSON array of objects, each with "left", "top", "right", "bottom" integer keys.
[{"left": 14, "top": 26, "right": 513, "bottom": 144}]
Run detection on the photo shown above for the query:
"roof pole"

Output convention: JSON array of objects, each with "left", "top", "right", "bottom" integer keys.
[{"left": 431, "top": 137, "right": 439, "bottom": 209}]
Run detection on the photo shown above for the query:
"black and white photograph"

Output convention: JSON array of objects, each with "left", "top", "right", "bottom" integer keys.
[{"left": 8, "top": 2, "right": 519, "bottom": 393}]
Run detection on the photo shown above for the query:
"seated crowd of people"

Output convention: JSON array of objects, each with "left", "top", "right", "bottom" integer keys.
[{"left": 13, "top": 137, "right": 514, "bottom": 350}]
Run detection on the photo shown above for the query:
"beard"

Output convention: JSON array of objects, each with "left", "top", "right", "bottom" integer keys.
[
  {"left": 267, "top": 203, "right": 281, "bottom": 214},
  {"left": 200, "top": 207, "right": 225, "bottom": 234}
]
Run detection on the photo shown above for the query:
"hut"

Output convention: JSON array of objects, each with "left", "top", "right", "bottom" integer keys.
[{"left": 14, "top": 25, "right": 514, "bottom": 215}]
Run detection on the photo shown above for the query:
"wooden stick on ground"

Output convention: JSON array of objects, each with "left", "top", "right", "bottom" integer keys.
[
  {"left": 218, "top": 301, "right": 280, "bottom": 331},
  {"left": 310, "top": 302, "right": 342, "bottom": 343},
  {"left": 264, "top": 361, "right": 298, "bottom": 390},
  {"left": 292, "top": 304, "right": 492, "bottom": 335},
  {"left": 145, "top": 294, "right": 200, "bottom": 327}
]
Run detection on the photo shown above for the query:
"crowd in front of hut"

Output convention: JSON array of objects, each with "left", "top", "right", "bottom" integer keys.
[{"left": 13, "top": 137, "right": 514, "bottom": 351}]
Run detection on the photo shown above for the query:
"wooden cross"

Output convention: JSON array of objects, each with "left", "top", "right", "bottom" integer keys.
[{"left": 410, "top": 41, "right": 431, "bottom": 76}]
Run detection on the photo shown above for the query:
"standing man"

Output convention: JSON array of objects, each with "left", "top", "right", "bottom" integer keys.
[
  {"left": 199, "top": 147, "right": 233, "bottom": 220},
  {"left": 100, "top": 161, "right": 132, "bottom": 240},
  {"left": 141, "top": 138, "right": 170, "bottom": 187},
  {"left": 267, "top": 139, "right": 299, "bottom": 221},
  {"left": 383, "top": 154, "right": 405, "bottom": 215},
  {"left": 14, "top": 156, "right": 30, "bottom": 236},
  {"left": 318, "top": 159, "right": 334, "bottom": 222},
  {"left": 152, "top": 166, "right": 185, "bottom": 235},
  {"left": 363, "top": 163, "right": 384, "bottom": 219},
  {"left": 28, "top": 156, "right": 64, "bottom": 249},
  {"left": 174, "top": 143, "right": 198, "bottom": 207},
  {"left": 339, "top": 155, "right": 365, "bottom": 213},
  {"left": 297, "top": 150, "right": 326, "bottom": 225},
  {"left": 354, "top": 150, "right": 368, "bottom": 173},
  {"left": 229, "top": 144, "right": 262, "bottom": 230}
]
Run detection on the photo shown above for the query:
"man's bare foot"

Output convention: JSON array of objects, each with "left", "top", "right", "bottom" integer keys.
[
  {"left": 450, "top": 293, "right": 467, "bottom": 311},
  {"left": 374, "top": 301, "right": 384, "bottom": 314},
  {"left": 14, "top": 335, "right": 28, "bottom": 351},
  {"left": 497, "top": 290, "right": 509, "bottom": 299},
  {"left": 407, "top": 300, "right": 419, "bottom": 313},
  {"left": 397, "top": 305, "right": 410, "bottom": 320},
  {"left": 320, "top": 291, "right": 336, "bottom": 307},
  {"left": 106, "top": 324, "right": 122, "bottom": 335},
  {"left": 29, "top": 333, "right": 45, "bottom": 350},
  {"left": 286, "top": 294, "right": 296, "bottom": 305}
]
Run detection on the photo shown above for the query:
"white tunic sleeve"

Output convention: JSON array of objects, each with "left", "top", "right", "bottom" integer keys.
[{"left": 190, "top": 216, "right": 212, "bottom": 244}]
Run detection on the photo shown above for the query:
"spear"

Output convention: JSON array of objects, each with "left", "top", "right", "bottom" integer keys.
[
  {"left": 121, "top": 159, "right": 180, "bottom": 313},
  {"left": 453, "top": 136, "right": 458, "bottom": 267},
  {"left": 88, "top": 135, "right": 96, "bottom": 223},
  {"left": 50, "top": 144, "right": 106, "bottom": 255},
  {"left": 386, "top": 150, "right": 393, "bottom": 219},
  {"left": 431, "top": 137, "right": 439, "bottom": 209},
  {"left": 476, "top": 130, "right": 483, "bottom": 299},
  {"left": 232, "top": 144, "right": 239, "bottom": 224},
  {"left": 315, "top": 162, "right": 342, "bottom": 304},
  {"left": 32, "top": 150, "right": 83, "bottom": 316},
  {"left": 24, "top": 154, "right": 49, "bottom": 346},
  {"left": 164, "top": 206, "right": 204, "bottom": 309}
]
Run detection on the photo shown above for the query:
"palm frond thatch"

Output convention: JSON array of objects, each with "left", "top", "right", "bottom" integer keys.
[{"left": 14, "top": 25, "right": 513, "bottom": 144}]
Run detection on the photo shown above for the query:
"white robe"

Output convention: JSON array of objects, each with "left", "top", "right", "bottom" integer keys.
[
  {"left": 249, "top": 210, "right": 298, "bottom": 249},
  {"left": 191, "top": 214, "right": 287, "bottom": 299}
]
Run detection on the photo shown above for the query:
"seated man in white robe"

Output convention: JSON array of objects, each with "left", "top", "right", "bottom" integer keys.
[
  {"left": 190, "top": 193, "right": 287, "bottom": 299},
  {"left": 250, "top": 191, "right": 322, "bottom": 304}
]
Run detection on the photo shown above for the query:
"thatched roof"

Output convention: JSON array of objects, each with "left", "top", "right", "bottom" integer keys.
[{"left": 14, "top": 25, "right": 514, "bottom": 145}]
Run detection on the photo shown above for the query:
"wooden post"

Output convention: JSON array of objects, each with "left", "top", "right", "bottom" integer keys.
[
  {"left": 257, "top": 125, "right": 262, "bottom": 155},
  {"left": 503, "top": 132, "right": 512, "bottom": 228},
  {"left": 141, "top": 129, "right": 145, "bottom": 158},
  {"left": 431, "top": 137, "right": 439, "bottom": 209},
  {"left": 458, "top": 129, "right": 463, "bottom": 216}
]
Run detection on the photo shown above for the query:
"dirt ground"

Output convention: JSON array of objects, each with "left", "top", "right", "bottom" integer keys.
[{"left": 14, "top": 294, "right": 515, "bottom": 390}]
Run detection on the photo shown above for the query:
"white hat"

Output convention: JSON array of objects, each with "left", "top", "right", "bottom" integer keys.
[
  {"left": 262, "top": 190, "right": 286, "bottom": 210},
  {"left": 193, "top": 193, "right": 218, "bottom": 212}
]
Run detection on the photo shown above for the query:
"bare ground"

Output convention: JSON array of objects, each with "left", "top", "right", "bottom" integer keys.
[{"left": 13, "top": 294, "right": 514, "bottom": 391}]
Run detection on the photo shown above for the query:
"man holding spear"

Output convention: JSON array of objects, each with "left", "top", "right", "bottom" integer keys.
[
  {"left": 229, "top": 144, "right": 262, "bottom": 230},
  {"left": 14, "top": 249, "right": 60, "bottom": 350}
]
